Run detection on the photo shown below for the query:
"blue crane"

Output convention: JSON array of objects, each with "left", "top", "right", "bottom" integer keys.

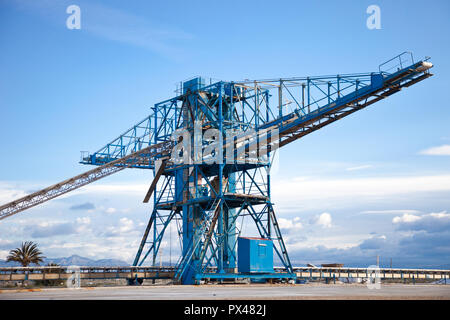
[{"left": 0, "top": 52, "right": 433, "bottom": 284}]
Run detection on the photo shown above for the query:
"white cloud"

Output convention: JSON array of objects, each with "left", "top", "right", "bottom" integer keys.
[
  {"left": 419, "top": 144, "right": 450, "bottom": 156},
  {"left": 119, "top": 218, "right": 134, "bottom": 232},
  {"left": 0, "top": 250, "right": 9, "bottom": 260},
  {"left": 278, "top": 217, "right": 303, "bottom": 232},
  {"left": 45, "top": 240, "right": 136, "bottom": 263},
  {"left": 76, "top": 183, "right": 148, "bottom": 196},
  {"left": 393, "top": 211, "right": 450, "bottom": 233},
  {"left": 346, "top": 165, "right": 373, "bottom": 171},
  {"left": 22, "top": 217, "right": 92, "bottom": 238},
  {"left": 104, "top": 217, "right": 136, "bottom": 236},
  {"left": 0, "top": 239, "right": 13, "bottom": 248},
  {"left": 286, "top": 233, "right": 364, "bottom": 251},
  {"left": 311, "top": 213, "right": 332, "bottom": 228},
  {"left": 75, "top": 217, "right": 91, "bottom": 233},
  {"left": 272, "top": 174, "right": 450, "bottom": 209},
  {"left": 105, "top": 207, "right": 117, "bottom": 214},
  {"left": 76, "top": 217, "right": 91, "bottom": 225},
  {"left": 361, "top": 210, "right": 421, "bottom": 215},
  {"left": 0, "top": 182, "right": 27, "bottom": 204},
  {"left": 393, "top": 214, "right": 421, "bottom": 224}
]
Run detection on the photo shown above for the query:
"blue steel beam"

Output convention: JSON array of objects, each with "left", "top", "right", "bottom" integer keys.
[{"left": 81, "top": 56, "right": 432, "bottom": 172}]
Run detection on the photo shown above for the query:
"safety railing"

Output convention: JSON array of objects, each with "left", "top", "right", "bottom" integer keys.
[{"left": 379, "top": 51, "right": 414, "bottom": 74}]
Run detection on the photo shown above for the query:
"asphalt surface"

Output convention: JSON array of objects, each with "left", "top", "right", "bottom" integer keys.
[{"left": 1, "top": 283, "right": 450, "bottom": 300}]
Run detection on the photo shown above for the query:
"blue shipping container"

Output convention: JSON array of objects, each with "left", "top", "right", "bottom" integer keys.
[{"left": 238, "top": 237, "right": 274, "bottom": 273}]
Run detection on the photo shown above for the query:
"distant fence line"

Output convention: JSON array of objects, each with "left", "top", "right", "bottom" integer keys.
[{"left": 1, "top": 266, "right": 449, "bottom": 282}]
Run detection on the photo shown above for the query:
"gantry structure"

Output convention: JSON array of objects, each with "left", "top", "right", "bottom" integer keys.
[{"left": 0, "top": 52, "right": 433, "bottom": 284}]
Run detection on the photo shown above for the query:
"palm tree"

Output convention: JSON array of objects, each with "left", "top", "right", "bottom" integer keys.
[{"left": 6, "top": 241, "right": 45, "bottom": 267}]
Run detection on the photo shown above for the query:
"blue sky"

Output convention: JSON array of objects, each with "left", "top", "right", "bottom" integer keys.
[{"left": 1, "top": 0, "right": 450, "bottom": 268}]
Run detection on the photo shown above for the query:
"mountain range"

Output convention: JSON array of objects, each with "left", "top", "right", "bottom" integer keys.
[{"left": 0, "top": 254, "right": 129, "bottom": 267}]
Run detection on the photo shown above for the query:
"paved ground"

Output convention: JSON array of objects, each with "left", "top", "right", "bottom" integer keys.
[{"left": 1, "top": 283, "right": 450, "bottom": 300}]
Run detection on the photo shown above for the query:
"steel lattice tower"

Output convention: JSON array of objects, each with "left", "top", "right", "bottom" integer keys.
[
  {"left": 0, "top": 52, "right": 434, "bottom": 285},
  {"left": 132, "top": 78, "right": 294, "bottom": 284}
]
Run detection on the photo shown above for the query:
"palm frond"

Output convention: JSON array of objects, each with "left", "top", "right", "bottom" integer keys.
[{"left": 6, "top": 241, "right": 45, "bottom": 267}]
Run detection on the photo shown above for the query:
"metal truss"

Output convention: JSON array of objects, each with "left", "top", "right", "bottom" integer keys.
[
  {"left": 81, "top": 54, "right": 433, "bottom": 171},
  {"left": 0, "top": 142, "right": 172, "bottom": 220},
  {"left": 0, "top": 52, "right": 434, "bottom": 285}
]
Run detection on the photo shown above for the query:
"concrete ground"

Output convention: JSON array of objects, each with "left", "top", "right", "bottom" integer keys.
[{"left": 1, "top": 283, "right": 450, "bottom": 300}]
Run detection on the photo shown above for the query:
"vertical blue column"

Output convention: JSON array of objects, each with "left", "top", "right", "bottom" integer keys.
[
  {"left": 225, "top": 172, "right": 237, "bottom": 272},
  {"left": 217, "top": 82, "right": 225, "bottom": 274},
  {"left": 152, "top": 106, "right": 158, "bottom": 266}
]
